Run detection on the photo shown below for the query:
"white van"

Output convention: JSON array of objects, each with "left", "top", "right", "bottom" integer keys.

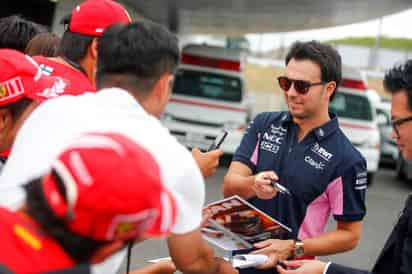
[
  {"left": 162, "top": 44, "right": 252, "bottom": 154},
  {"left": 329, "top": 67, "right": 381, "bottom": 184}
]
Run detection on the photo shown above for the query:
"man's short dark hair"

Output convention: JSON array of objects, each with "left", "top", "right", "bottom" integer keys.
[
  {"left": 285, "top": 41, "right": 342, "bottom": 99},
  {"left": 25, "top": 32, "right": 61, "bottom": 57},
  {"left": 0, "top": 98, "right": 33, "bottom": 121},
  {"left": 0, "top": 15, "right": 46, "bottom": 52},
  {"left": 25, "top": 172, "right": 105, "bottom": 263},
  {"left": 96, "top": 21, "right": 179, "bottom": 95},
  {"left": 57, "top": 14, "right": 95, "bottom": 63},
  {"left": 384, "top": 60, "right": 412, "bottom": 111}
]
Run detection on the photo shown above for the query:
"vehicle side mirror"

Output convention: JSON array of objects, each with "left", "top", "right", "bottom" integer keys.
[{"left": 377, "top": 113, "right": 389, "bottom": 126}]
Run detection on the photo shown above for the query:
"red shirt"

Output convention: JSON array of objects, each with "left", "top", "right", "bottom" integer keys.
[
  {"left": 33, "top": 56, "right": 96, "bottom": 94},
  {"left": 0, "top": 208, "right": 75, "bottom": 273}
]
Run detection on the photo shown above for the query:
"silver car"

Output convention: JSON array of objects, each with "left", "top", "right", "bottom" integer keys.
[{"left": 376, "top": 101, "right": 399, "bottom": 166}]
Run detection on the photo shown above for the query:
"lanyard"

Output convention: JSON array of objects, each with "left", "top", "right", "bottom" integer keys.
[{"left": 61, "top": 56, "right": 88, "bottom": 77}]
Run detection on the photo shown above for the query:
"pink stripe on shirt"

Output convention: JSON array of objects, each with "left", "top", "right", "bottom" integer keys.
[
  {"left": 298, "top": 177, "right": 343, "bottom": 240},
  {"left": 250, "top": 133, "right": 260, "bottom": 165}
]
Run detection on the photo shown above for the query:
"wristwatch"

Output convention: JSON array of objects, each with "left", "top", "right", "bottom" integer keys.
[{"left": 293, "top": 239, "right": 305, "bottom": 258}]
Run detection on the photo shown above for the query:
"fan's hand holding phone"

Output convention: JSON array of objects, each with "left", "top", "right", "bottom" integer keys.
[{"left": 208, "top": 130, "right": 228, "bottom": 151}]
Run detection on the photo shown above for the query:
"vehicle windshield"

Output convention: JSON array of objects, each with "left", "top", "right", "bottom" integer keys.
[
  {"left": 172, "top": 69, "right": 242, "bottom": 102},
  {"left": 329, "top": 91, "right": 373, "bottom": 121}
]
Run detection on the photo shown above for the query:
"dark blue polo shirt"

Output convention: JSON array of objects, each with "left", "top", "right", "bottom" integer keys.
[{"left": 233, "top": 111, "right": 367, "bottom": 242}]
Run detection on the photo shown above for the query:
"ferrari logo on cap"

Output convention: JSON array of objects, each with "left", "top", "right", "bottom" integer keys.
[
  {"left": 0, "top": 85, "right": 7, "bottom": 97},
  {"left": 114, "top": 222, "right": 135, "bottom": 237},
  {"left": 0, "top": 77, "right": 24, "bottom": 101},
  {"left": 107, "top": 209, "right": 158, "bottom": 240}
]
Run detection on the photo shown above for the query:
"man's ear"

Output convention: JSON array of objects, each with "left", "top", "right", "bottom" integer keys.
[
  {"left": 0, "top": 108, "right": 12, "bottom": 132},
  {"left": 89, "top": 38, "right": 98, "bottom": 60},
  {"left": 89, "top": 240, "right": 125, "bottom": 264},
  {"left": 325, "top": 81, "right": 337, "bottom": 100},
  {"left": 153, "top": 74, "right": 171, "bottom": 100}
]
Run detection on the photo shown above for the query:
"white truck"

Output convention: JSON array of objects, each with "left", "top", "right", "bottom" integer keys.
[
  {"left": 329, "top": 66, "right": 381, "bottom": 184},
  {"left": 162, "top": 44, "right": 252, "bottom": 154}
]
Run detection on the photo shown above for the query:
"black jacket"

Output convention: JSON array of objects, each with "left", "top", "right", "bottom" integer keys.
[
  {"left": 327, "top": 194, "right": 412, "bottom": 274},
  {"left": 0, "top": 156, "right": 5, "bottom": 175}
]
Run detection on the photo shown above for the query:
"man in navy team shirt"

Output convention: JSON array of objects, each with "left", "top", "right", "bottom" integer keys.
[
  {"left": 276, "top": 59, "right": 412, "bottom": 274},
  {"left": 223, "top": 41, "right": 367, "bottom": 273}
]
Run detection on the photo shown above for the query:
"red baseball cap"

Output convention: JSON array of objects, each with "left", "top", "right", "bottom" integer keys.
[
  {"left": 41, "top": 132, "right": 177, "bottom": 241},
  {"left": 0, "top": 49, "right": 72, "bottom": 107},
  {"left": 69, "top": 0, "right": 131, "bottom": 37}
]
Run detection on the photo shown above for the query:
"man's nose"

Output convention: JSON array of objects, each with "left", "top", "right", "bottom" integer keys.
[
  {"left": 286, "top": 82, "right": 299, "bottom": 96},
  {"left": 390, "top": 128, "right": 398, "bottom": 140}
]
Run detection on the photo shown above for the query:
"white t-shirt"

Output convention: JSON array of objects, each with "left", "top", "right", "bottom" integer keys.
[
  {"left": 1, "top": 87, "right": 204, "bottom": 233},
  {"left": 0, "top": 88, "right": 205, "bottom": 273}
]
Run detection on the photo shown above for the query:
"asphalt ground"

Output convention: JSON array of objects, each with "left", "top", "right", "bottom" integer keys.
[{"left": 118, "top": 164, "right": 412, "bottom": 273}]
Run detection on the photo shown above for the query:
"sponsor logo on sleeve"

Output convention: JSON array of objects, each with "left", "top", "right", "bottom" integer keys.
[
  {"left": 356, "top": 171, "right": 367, "bottom": 178},
  {"left": 354, "top": 171, "right": 368, "bottom": 190}
]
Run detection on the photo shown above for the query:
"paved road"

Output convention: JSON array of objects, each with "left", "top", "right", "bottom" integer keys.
[{"left": 118, "top": 165, "right": 412, "bottom": 273}]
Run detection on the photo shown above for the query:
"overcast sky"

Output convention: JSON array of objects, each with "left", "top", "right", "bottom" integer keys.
[{"left": 246, "top": 8, "right": 412, "bottom": 52}]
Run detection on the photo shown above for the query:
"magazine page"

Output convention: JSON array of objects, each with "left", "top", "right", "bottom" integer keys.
[{"left": 201, "top": 195, "right": 291, "bottom": 251}]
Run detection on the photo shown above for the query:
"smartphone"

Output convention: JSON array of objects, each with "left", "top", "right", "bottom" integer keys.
[
  {"left": 208, "top": 130, "right": 228, "bottom": 151},
  {"left": 271, "top": 181, "right": 291, "bottom": 196}
]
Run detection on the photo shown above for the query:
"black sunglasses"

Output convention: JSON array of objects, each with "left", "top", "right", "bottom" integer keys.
[
  {"left": 392, "top": 115, "right": 412, "bottom": 136},
  {"left": 277, "top": 76, "right": 325, "bottom": 95}
]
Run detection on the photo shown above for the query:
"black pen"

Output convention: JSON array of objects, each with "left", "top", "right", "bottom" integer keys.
[{"left": 271, "top": 181, "right": 291, "bottom": 196}]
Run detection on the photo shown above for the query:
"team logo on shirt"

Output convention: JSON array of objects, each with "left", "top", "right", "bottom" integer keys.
[
  {"left": 311, "top": 143, "right": 333, "bottom": 161},
  {"left": 270, "top": 125, "right": 287, "bottom": 136}
]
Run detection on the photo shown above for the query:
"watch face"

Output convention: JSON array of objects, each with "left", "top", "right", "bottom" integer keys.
[{"left": 294, "top": 241, "right": 304, "bottom": 257}]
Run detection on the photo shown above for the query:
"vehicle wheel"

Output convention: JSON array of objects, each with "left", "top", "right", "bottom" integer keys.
[
  {"left": 396, "top": 156, "right": 406, "bottom": 181},
  {"left": 367, "top": 172, "right": 374, "bottom": 185}
]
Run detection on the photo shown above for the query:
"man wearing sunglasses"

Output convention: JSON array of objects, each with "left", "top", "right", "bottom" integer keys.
[
  {"left": 274, "top": 59, "right": 412, "bottom": 274},
  {"left": 224, "top": 41, "right": 367, "bottom": 272}
]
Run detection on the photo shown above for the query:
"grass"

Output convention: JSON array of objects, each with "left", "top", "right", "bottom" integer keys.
[
  {"left": 328, "top": 36, "right": 412, "bottom": 51},
  {"left": 244, "top": 63, "right": 388, "bottom": 98}
]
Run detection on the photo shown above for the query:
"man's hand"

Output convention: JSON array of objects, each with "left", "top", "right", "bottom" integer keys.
[
  {"left": 276, "top": 260, "right": 327, "bottom": 274},
  {"left": 127, "top": 260, "right": 176, "bottom": 274},
  {"left": 252, "top": 171, "right": 279, "bottom": 199},
  {"left": 251, "top": 239, "right": 294, "bottom": 269},
  {"left": 214, "top": 257, "right": 239, "bottom": 274},
  {"left": 192, "top": 147, "right": 224, "bottom": 178},
  {"left": 168, "top": 229, "right": 238, "bottom": 274}
]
